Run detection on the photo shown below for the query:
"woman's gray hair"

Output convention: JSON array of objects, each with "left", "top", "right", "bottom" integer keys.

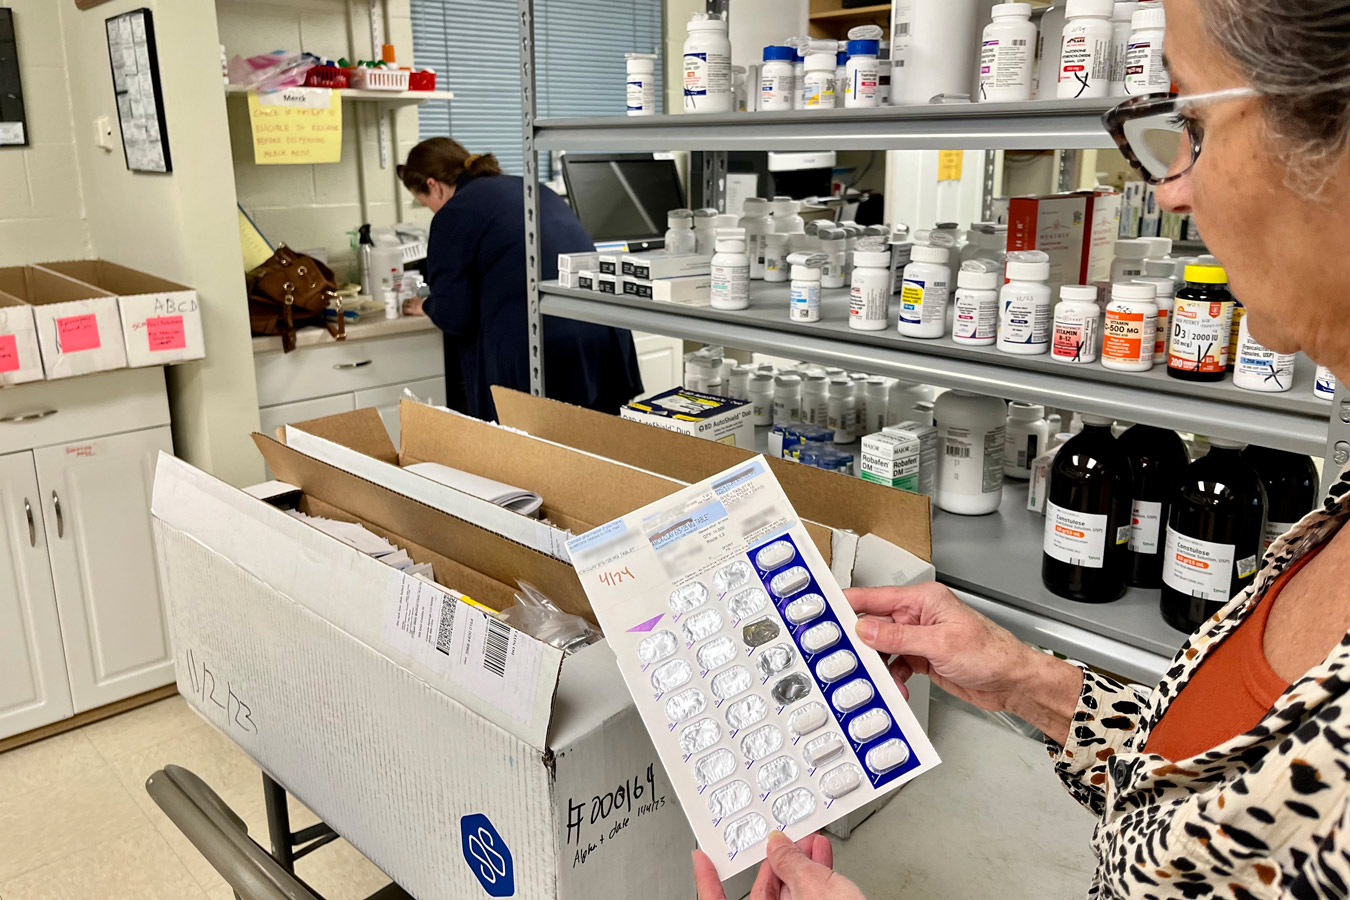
[{"left": 1200, "top": 0, "right": 1350, "bottom": 189}]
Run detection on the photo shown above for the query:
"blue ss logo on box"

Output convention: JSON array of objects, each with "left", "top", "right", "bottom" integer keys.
[{"left": 461, "top": 813, "right": 514, "bottom": 896}]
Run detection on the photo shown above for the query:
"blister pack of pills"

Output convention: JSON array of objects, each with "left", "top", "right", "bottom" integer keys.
[{"left": 567, "top": 457, "right": 939, "bottom": 880}]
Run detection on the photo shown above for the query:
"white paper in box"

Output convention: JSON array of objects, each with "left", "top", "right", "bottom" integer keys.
[
  {"left": 566, "top": 456, "right": 940, "bottom": 880},
  {"left": 151, "top": 454, "right": 699, "bottom": 899}
]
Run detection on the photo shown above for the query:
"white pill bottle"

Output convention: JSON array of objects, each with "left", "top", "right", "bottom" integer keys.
[
  {"left": 1050, "top": 284, "right": 1102, "bottom": 363},
  {"left": 1315, "top": 365, "right": 1338, "bottom": 401},
  {"left": 898, "top": 244, "right": 952, "bottom": 339},
  {"left": 996, "top": 250, "right": 1052, "bottom": 355},
  {"left": 625, "top": 53, "right": 657, "bottom": 116},
  {"left": 934, "top": 390, "right": 1007, "bottom": 516},
  {"left": 683, "top": 13, "right": 732, "bottom": 113},
  {"left": 1101, "top": 281, "right": 1158, "bottom": 371},
  {"left": 951, "top": 260, "right": 1001, "bottom": 346},
  {"left": 978, "top": 2, "right": 1037, "bottom": 102},
  {"left": 849, "top": 245, "right": 892, "bottom": 331},
  {"left": 1233, "top": 316, "right": 1296, "bottom": 393},
  {"left": 760, "top": 46, "right": 796, "bottom": 111},
  {"left": 844, "top": 39, "right": 881, "bottom": 108},
  {"left": 1057, "top": 0, "right": 1114, "bottom": 99},
  {"left": 1108, "top": 1, "right": 1139, "bottom": 96},
  {"left": 710, "top": 230, "right": 751, "bottom": 311},
  {"left": 1124, "top": 4, "right": 1169, "bottom": 95}
]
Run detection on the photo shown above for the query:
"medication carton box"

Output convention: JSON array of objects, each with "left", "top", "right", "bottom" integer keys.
[
  {"left": 622, "top": 387, "right": 755, "bottom": 449},
  {"left": 0, "top": 266, "right": 127, "bottom": 379},
  {"left": 621, "top": 251, "right": 712, "bottom": 281},
  {"left": 152, "top": 447, "right": 698, "bottom": 900},
  {"left": 577, "top": 270, "right": 597, "bottom": 291},
  {"left": 861, "top": 431, "right": 921, "bottom": 491},
  {"left": 0, "top": 295, "right": 44, "bottom": 386},
  {"left": 556, "top": 251, "right": 599, "bottom": 273},
  {"left": 884, "top": 421, "right": 938, "bottom": 498},
  {"left": 652, "top": 274, "right": 713, "bottom": 305},
  {"left": 558, "top": 270, "right": 580, "bottom": 289},
  {"left": 38, "top": 259, "right": 204, "bottom": 367},
  {"left": 597, "top": 272, "right": 618, "bottom": 294},
  {"left": 1007, "top": 192, "right": 1119, "bottom": 295}
]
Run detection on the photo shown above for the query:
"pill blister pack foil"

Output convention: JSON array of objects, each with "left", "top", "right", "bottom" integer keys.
[{"left": 634, "top": 532, "right": 922, "bottom": 869}]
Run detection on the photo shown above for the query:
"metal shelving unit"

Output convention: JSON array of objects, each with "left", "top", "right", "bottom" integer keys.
[{"left": 516, "top": 0, "right": 1350, "bottom": 674}]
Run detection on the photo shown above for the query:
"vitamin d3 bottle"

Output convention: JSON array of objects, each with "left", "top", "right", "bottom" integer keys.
[{"left": 1167, "top": 265, "right": 1232, "bottom": 382}]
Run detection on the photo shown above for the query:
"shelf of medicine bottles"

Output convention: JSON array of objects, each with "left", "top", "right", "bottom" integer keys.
[
  {"left": 539, "top": 282, "right": 1329, "bottom": 456},
  {"left": 224, "top": 85, "right": 455, "bottom": 104},
  {"left": 932, "top": 481, "right": 1185, "bottom": 661},
  {"left": 531, "top": 98, "right": 1119, "bottom": 153}
]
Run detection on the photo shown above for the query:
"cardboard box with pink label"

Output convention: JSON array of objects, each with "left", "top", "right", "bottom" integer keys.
[{"left": 0, "top": 260, "right": 203, "bottom": 382}]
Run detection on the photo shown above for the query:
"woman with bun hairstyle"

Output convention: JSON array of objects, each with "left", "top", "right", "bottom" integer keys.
[{"left": 399, "top": 137, "right": 642, "bottom": 420}]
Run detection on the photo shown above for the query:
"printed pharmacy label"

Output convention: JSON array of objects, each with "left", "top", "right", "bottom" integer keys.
[
  {"left": 1264, "top": 520, "right": 1298, "bottom": 550},
  {"left": 566, "top": 457, "right": 939, "bottom": 881},
  {"left": 1162, "top": 527, "right": 1235, "bottom": 602},
  {"left": 1044, "top": 501, "right": 1109, "bottom": 568},
  {"left": 1103, "top": 310, "right": 1154, "bottom": 363},
  {"left": 1052, "top": 312, "right": 1098, "bottom": 363},
  {"left": 1129, "top": 500, "right": 1163, "bottom": 554},
  {"left": 900, "top": 278, "right": 946, "bottom": 328}
]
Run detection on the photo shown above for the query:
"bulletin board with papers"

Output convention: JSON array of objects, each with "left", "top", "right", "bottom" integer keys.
[{"left": 104, "top": 8, "right": 171, "bottom": 173}]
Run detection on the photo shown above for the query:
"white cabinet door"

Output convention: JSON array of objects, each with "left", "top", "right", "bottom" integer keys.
[
  {"left": 353, "top": 377, "right": 448, "bottom": 448},
  {"left": 0, "top": 451, "right": 72, "bottom": 738},
  {"left": 257, "top": 393, "right": 358, "bottom": 441},
  {"left": 632, "top": 332, "right": 684, "bottom": 396},
  {"left": 34, "top": 427, "right": 175, "bottom": 712}
]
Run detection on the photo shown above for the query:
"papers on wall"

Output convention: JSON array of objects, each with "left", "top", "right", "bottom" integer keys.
[
  {"left": 104, "top": 8, "right": 171, "bottom": 173},
  {"left": 247, "top": 87, "right": 342, "bottom": 165}
]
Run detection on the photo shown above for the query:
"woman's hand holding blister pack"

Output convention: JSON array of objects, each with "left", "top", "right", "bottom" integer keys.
[{"left": 693, "top": 831, "right": 865, "bottom": 900}]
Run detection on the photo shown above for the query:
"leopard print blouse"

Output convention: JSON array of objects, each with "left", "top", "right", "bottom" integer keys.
[{"left": 1047, "top": 467, "right": 1350, "bottom": 899}]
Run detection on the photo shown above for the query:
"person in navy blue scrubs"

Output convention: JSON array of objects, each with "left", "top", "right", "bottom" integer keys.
[{"left": 398, "top": 137, "right": 643, "bottom": 421}]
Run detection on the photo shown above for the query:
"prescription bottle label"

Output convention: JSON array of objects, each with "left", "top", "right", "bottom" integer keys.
[
  {"left": 900, "top": 279, "right": 946, "bottom": 327},
  {"left": 1044, "top": 501, "right": 1109, "bottom": 568},
  {"left": 1129, "top": 500, "right": 1163, "bottom": 554},
  {"left": 1051, "top": 313, "right": 1099, "bottom": 363},
  {"left": 952, "top": 292, "right": 996, "bottom": 341},
  {"left": 1102, "top": 309, "right": 1154, "bottom": 363},
  {"left": 1153, "top": 308, "right": 1170, "bottom": 357},
  {"left": 1168, "top": 299, "right": 1231, "bottom": 373},
  {"left": 1162, "top": 527, "right": 1235, "bottom": 602}
]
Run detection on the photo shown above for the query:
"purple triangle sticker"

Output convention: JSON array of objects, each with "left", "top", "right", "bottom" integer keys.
[{"left": 628, "top": 613, "right": 665, "bottom": 633}]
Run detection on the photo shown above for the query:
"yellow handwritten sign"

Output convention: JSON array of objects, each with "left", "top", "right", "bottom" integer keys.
[
  {"left": 247, "top": 88, "right": 342, "bottom": 165},
  {"left": 937, "top": 150, "right": 964, "bottom": 182}
]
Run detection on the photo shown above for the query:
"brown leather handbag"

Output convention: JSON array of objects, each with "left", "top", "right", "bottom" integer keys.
[{"left": 246, "top": 244, "right": 345, "bottom": 352}]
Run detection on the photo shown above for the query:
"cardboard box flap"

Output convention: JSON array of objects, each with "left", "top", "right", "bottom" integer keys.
[
  {"left": 492, "top": 388, "right": 933, "bottom": 561},
  {"left": 397, "top": 400, "right": 838, "bottom": 564},
  {"left": 36, "top": 259, "right": 192, "bottom": 295},
  {"left": 252, "top": 433, "right": 595, "bottom": 622},
  {"left": 285, "top": 406, "right": 399, "bottom": 463},
  {"left": 152, "top": 452, "right": 567, "bottom": 751},
  {"left": 281, "top": 421, "right": 571, "bottom": 562}
]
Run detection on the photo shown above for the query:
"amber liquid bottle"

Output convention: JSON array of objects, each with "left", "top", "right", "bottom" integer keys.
[{"left": 1118, "top": 424, "right": 1190, "bottom": 588}]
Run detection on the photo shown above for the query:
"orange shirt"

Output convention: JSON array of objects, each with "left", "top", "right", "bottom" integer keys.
[{"left": 1144, "top": 545, "right": 1323, "bottom": 761}]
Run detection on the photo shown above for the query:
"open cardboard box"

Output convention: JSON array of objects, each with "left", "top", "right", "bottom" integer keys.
[
  {"left": 0, "top": 266, "right": 127, "bottom": 379},
  {"left": 0, "top": 293, "right": 44, "bottom": 386},
  {"left": 39, "top": 260, "right": 204, "bottom": 368},
  {"left": 153, "top": 439, "right": 700, "bottom": 899}
]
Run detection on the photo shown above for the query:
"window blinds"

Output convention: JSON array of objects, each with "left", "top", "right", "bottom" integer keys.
[{"left": 411, "top": 0, "right": 662, "bottom": 176}]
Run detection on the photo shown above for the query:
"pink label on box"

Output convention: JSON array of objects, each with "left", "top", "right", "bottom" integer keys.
[
  {"left": 146, "top": 315, "right": 187, "bottom": 351},
  {"left": 56, "top": 314, "right": 101, "bottom": 353},
  {"left": 0, "top": 335, "right": 18, "bottom": 373}
]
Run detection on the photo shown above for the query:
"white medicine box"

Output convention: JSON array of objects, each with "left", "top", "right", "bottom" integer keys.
[
  {"left": 39, "top": 260, "right": 205, "bottom": 368},
  {"left": 621, "top": 387, "right": 754, "bottom": 449},
  {"left": 0, "top": 266, "right": 127, "bottom": 380},
  {"left": 0, "top": 295, "right": 44, "bottom": 386}
]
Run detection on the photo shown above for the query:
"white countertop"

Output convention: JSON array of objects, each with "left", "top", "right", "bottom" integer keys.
[{"left": 251, "top": 314, "right": 440, "bottom": 354}]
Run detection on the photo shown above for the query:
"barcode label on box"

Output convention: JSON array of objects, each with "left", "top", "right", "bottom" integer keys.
[{"left": 383, "top": 572, "right": 543, "bottom": 725}]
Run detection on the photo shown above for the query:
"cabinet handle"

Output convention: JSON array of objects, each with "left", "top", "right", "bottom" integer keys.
[
  {"left": 52, "top": 491, "right": 63, "bottom": 539},
  {"left": 332, "top": 360, "right": 373, "bottom": 370},
  {"left": 0, "top": 409, "right": 58, "bottom": 424},
  {"left": 25, "top": 498, "right": 34, "bottom": 547}
]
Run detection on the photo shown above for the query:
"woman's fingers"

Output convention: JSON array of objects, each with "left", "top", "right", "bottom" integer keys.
[
  {"left": 693, "top": 850, "right": 728, "bottom": 900},
  {"left": 845, "top": 585, "right": 924, "bottom": 617},
  {"left": 856, "top": 616, "right": 947, "bottom": 661}
]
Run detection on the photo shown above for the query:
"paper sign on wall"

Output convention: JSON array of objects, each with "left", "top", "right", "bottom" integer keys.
[
  {"left": 247, "top": 88, "right": 342, "bottom": 165},
  {"left": 938, "top": 150, "right": 964, "bottom": 182},
  {"left": 56, "top": 314, "right": 101, "bottom": 353}
]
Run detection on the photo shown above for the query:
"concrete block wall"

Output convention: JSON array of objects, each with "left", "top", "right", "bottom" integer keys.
[
  {"left": 218, "top": 0, "right": 429, "bottom": 279},
  {"left": 0, "top": 0, "right": 92, "bottom": 264}
]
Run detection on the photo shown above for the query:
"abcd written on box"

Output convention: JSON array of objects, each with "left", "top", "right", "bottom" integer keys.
[{"left": 567, "top": 457, "right": 940, "bottom": 880}]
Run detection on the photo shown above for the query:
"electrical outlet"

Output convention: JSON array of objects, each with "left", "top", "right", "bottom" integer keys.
[{"left": 94, "top": 115, "right": 115, "bottom": 151}]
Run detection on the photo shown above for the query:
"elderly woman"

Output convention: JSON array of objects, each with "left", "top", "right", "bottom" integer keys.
[{"left": 695, "top": 1, "right": 1350, "bottom": 897}]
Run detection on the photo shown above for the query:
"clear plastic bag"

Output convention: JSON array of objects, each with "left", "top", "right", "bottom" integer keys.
[{"left": 499, "top": 582, "right": 601, "bottom": 654}]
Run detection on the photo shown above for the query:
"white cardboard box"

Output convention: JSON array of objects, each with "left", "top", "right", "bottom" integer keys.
[
  {"left": 0, "top": 297, "right": 44, "bottom": 386},
  {"left": 621, "top": 252, "right": 712, "bottom": 281},
  {"left": 40, "top": 260, "right": 205, "bottom": 368},
  {"left": 152, "top": 452, "right": 700, "bottom": 900},
  {"left": 0, "top": 266, "right": 128, "bottom": 380}
]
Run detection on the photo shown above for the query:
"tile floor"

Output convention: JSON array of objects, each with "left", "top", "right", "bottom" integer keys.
[
  {"left": 0, "top": 693, "right": 1097, "bottom": 899},
  {"left": 0, "top": 696, "right": 393, "bottom": 900}
]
